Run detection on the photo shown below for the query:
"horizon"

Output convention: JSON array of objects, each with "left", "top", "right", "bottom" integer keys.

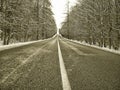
[{"left": 51, "top": 0, "right": 77, "bottom": 29}]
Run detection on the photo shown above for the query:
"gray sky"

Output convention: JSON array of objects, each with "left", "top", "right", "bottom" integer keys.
[{"left": 51, "top": 0, "right": 77, "bottom": 29}]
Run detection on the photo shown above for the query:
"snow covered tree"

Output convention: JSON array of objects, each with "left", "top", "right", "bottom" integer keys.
[
  {"left": 0, "top": 0, "right": 57, "bottom": 45},
  {"left": 61, "top": 0, "right": 120, "bottom": 50}
]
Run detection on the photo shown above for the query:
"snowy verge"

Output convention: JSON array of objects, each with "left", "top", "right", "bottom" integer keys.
[
  {"left": 65, "top": 38, "right": 120, "bottom": 55},
  {"left": 0, "top": 35, "right": 56, "bottom": 51},
  {"left": 0, "top": 40, "right": 43, "bottom": 51}
]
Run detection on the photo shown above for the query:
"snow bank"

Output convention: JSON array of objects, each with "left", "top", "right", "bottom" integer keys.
[
  {"left": 68, "top": 39, "right": 120, "bottom": 55},
  {"left": 0, "top": 40, "right": 42, "bottom": 51},
  {"left": 0, "top": 36, "right": 55, "bottom": 51}
]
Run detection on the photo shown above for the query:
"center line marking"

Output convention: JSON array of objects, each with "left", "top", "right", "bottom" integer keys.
[{"left": 57, "top": 38, "right": 71, "bottom": 90}]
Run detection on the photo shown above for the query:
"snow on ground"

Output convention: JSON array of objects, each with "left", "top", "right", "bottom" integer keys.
[
  {"left": 0, "top": 35, "right": 57, "bottom": 51},
  {"left": 0, "top": 40, "right": 43, "bottom": 51},
  {"left": 68, "top": 39, "right": 120, "bottom": 55}
]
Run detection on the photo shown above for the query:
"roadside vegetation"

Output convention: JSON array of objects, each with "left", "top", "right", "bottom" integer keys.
[
  {"left": 60, "top": 0, "right": 120, "bottom": 50},
  {"left": 0, "top": 0, "right": 57, "bottom": 45}
]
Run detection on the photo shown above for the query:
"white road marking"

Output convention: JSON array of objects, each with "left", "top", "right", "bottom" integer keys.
[
  {"left": 0, "top": 42, "right": 48, "bottom": 84},
  {"left": 57, "top": 38, "right": 71, "bottom": 90}
]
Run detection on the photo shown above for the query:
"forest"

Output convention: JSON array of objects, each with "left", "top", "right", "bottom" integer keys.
[
  {"left": 60, "top": 0, "right": 120, "bottom": 50},
  {"left": 0, "top": 0, "right": 56, "bottom": 45}
]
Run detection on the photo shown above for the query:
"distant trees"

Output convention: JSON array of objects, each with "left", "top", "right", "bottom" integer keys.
[
  {"left": 60, "top": 0, "right": 120, "bottom": 50},
  {"left": 0, "top": 0, "right": 56, "bottom": 45}
]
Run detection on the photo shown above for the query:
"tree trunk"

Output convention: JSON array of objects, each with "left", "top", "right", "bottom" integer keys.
[
  {"left": 0, "top": 0, "right": 4, "bottom": 12},
  {"left": 36, "top": 30, "right": 39, "bottom": 40},
  {"left": 117, "top": 30, "right": 120, "bottom": 49},
  {"left": 3, "top": 30, "right": 7, "bottom": 45},
  {"left": 115, "top": 0, "right": 120, "bottom": 49},
  {"left": 108, "top": 27, "right": 112, "bottom": 49}
]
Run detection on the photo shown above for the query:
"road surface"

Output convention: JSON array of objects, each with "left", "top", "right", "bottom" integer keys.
[{"left": 0, "top": 36, "right": 120, "bottom": 90}]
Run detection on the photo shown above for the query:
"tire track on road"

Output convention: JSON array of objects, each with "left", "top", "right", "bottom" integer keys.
[
  {"left": 60, "top": 39, "right": 94, "bottom": 56},
  {"left": 0, "top": 40, "right": 51, "bottom": 84}
]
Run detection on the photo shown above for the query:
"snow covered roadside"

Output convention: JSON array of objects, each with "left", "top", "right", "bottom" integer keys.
[
  {"left": 0, "top": 35, "right": 57, "bottom": 52},
  {"left": 66, "top": 39, "right": 120, "bottom": 55},
  {"left": 0, "top": 40, "right": 43, "bottom": 51},
  {"left": 0, "top": 34, "right": 56, "bottom": 48}
]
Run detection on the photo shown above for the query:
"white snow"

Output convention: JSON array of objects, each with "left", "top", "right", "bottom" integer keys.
[
  {"left": 0, "top": 40, "right": 43, "bottom": 51},
  {"left": 67, "top": 39, "right": 120, "bottom": 55},
  {"left": 0, "top": 35, "right": 56, "bottom": 51}
]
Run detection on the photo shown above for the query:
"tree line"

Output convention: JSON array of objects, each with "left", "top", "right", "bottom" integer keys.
[
  {"left": 0, "top": 0, "right": 56, "bottom": 45},
  {"left": 60, "top": 0, "right": 120, "bottom": 50}
]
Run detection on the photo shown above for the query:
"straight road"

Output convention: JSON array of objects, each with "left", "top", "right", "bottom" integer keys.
[
  {"left": 0, "top": 37, "right": 62, "bottom": 90},
  {"left": 0, "top": 35, "right": 120, "bottom": 90},
  {"left": 59, "top": 37, "right": 120, "bottom": 90}
]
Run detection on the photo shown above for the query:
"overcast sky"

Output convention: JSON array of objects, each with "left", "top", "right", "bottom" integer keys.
[{"left": 51, "top": 0, "right": 77, "bottom": 29}]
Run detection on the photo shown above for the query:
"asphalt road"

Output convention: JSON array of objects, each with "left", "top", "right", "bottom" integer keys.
[{"left": 0, "top": 36, "right": 120, "bottom": 90}]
